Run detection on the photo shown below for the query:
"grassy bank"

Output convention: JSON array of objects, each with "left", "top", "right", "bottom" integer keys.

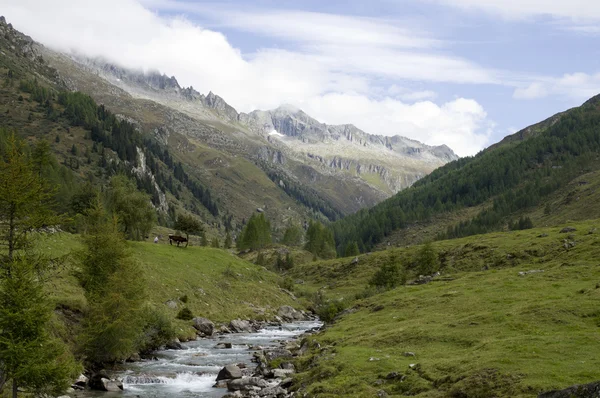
[
  {"left": 288, "top": 220, "right": 600, "bottom": 397},
  {"left": 43, "top": 233, "right": 298, "bottom": 340}
]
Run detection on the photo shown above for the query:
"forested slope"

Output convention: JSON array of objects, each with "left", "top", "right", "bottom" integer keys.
[{"left": 333, "top": 95, "right": 600, "bottom": 253}]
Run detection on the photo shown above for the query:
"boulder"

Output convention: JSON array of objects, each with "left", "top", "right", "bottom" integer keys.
[
  {"left": 265, "top": 348, "right": 293, "bottom": 362},
  {"left": 213, "top": 380, "right": 228, "bottom": 388},
  {"left": 270, "top": 368, "right": 294, "bottom": 378},
  {"left": 258, "top": 386, "right": 287, "bottom": 396},
  {"left": 165, "top": 300, "right": 178, "bottom": 309},
  {"left": 227, "top": 376, "right": 269, "bottom": 391},
  {"left": 277, "top": 305, "right": 304, "bottom": 322},
  {"left": 280, "top": 377, "right": 293, "bottom": 389},
  {"left": 193, "top": 317, "right": 215, "bottom": 336},
  {"left": 229, "top": 319, "right": 254, "bottom": 333},
  {"left": 560, "top": 227, "right": 577, "bottom": 233},
  {"left": 99, "top": 378, "right": 123, "bottom": 392},
  {"left": 538, "top": 381, "right": 600, "bottom": 398},
  {"left": 165, "top": 339, "right": 183, "bottom": 350},
  {"left": 74, "top": 374, "right": 88, "bottom": 387},
  {"left": 217, "top": 364, "right": 243, "bottom": 381},
  {"left": 216, "top": 342, "right": 233, "bottom": 349}
]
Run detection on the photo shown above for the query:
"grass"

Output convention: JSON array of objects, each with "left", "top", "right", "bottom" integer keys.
[
  {"left": 42, "top": 233, "right": 299, "bottom": 340},
  {"left": 289, "top": 219, "right": 600, "bottom": 397}
]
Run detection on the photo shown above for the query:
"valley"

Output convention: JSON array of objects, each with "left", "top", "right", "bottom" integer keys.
[{"left": 0, "top": 8, "right": 600, "bottom": 398}]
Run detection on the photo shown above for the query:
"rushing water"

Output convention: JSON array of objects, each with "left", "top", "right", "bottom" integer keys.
[{"left": 72, "top": 321, "right": 322, "bottom": 398}]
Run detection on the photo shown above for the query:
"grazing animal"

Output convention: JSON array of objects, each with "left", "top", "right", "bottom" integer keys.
[{"left": 168, "top": 235, "right": 188, "bottom": 247}]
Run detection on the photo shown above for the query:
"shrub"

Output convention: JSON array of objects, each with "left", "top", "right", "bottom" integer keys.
[
  {"left": 138, "top": 307, "right": 176, "bottom": 353},
  {"left": 176, "top": 307, "right": 194, "bottom": 321},
  {"left": 415, "top": 242, "right": 439, "bottom": 275},
  {"left": 369, "top": 255, "right": 406, "bottom": 290}
]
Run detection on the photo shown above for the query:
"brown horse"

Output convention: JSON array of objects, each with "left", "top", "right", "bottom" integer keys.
[{"left": 168, "top": 234, "right": 188, "bottom": 247}]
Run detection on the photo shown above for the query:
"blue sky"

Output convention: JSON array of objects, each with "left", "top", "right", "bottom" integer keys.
[{"left": 4, "top": 0, "right": 600, "bottom": 155}]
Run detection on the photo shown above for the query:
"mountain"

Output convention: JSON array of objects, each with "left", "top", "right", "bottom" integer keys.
[
  {"left": 332, "top": 92, "right": 600, "bottom": 252},
  {"left": 0, "top": 16, "right": 456, "bottom": 240}
]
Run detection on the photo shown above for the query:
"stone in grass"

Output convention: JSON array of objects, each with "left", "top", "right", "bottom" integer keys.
[{"left": 559, "top": 227, "right": 577, "bottom": 233}]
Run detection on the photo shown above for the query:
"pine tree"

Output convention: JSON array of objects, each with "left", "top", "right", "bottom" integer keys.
[
  {"left": 211, "top": 237, "right": 220, "bottom": 248},
  {"left": 77, "top": 202, "right": 147, "bottom": 366},
  {"left": 344, "top": 241, "right": 360, "bottom": 257},
  {"left": 237, "top": 213, "right": 271, "bottom": 251},
  {"left": 200, "top": 231, "right": 208, "bottom": 246},
  {"left": 305, "top": 221, "right": 336, "bottom": 259},
  {"left": 282, "top": 224, "right": 303, "bottom": 247},
  {"left": 224, "top": 232, "right": 232, "bottom": 249},
  {"left": 0, "top": 132, "right": 78, "bottom": 397}
]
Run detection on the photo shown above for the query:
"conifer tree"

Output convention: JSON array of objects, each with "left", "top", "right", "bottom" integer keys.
[
  {"left": 282, "top": 224, "right": 303, "bottom": 247},
  {"left": 77, "top": 202, "right": 146, "bottom": 367},
  {"left": 237, "top": 213, "right": 272, "bottom": 251},
  {"left": 224, "top": 232, "right": 232, "bottom": 249},
  {"left": 0, "top": 132, "right": 78, "bottom": 397}
]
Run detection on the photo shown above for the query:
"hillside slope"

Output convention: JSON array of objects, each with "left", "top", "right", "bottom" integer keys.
[
  {"left": 286, "top": 220, "right": 600, "bottom": 397},
  {"left": 333, "top": 93, "right": 600, "bottom": 253}
]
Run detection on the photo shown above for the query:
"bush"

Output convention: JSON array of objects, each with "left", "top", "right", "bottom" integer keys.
[
  {"left": 415, "top": 242, "right": 439, "bottom": 276},
  {"left": 281, "top": 276, "right": 295, "bottom": 292},
  {"left": 138, "top": 307, "right": 176, "bottom": 353},
  {"left": 312, "top": 291, "right": 347, "bottom": 323},
  {"left": 369, "top": 255, "right": 406, "bottom": 290},
  {"left": 176, "top": 307, "right": 194, "bottom": 321}
]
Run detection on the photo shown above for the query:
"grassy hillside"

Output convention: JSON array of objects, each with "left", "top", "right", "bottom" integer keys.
[
  {"left": 286, "top": 220, "right": 600, "bottom": 397},
  {"left": 43, "top": 233, "right": 298, "bottom": 340}
]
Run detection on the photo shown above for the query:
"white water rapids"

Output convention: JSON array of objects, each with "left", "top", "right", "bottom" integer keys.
[{"left": 72, "top": 321, "right": 321, "bottom": 397}]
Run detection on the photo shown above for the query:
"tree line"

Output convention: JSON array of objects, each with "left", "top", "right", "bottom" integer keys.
[{"left": 332, "top": 98, "right": 600, "bottom": 254}]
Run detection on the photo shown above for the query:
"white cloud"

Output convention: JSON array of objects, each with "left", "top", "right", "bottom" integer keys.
[
  {"left": 432, "top": 0, "right": 600, "bottom": 33},
  {"left": 514, "top": 73, "right": 600, "bottom": 101},
  {"left": 303, "top": 94, "right": 492, "bottom": 156},
  {"left": 2, "top": 0, "right": 497, "bottom": 156},
  {"left": 431, "top": 0, "right": 600, "bottom": 20}
]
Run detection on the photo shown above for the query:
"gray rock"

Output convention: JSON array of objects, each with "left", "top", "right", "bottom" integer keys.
[
  {"left": 265, "top": 348, "right": 293, "bottom": 361},
  {"left": 100, "top": 378, "right": 123, "bottom": 392},
  {"left": 74, "top": 374, "right": 88, "bottom": 387},
  {"left": 377, "top": 389, "right": 388, "bottom": 398},
  {"left": 403, "top": 352, "right": 416, "bottom": 357},
  {"left": 229, "top": 319, "right": 254, "bottom": 333},
  {"left": 518, "top": 270, "right": 544, "bottom": 276},
  {"left": 560, "top": 227, "right": 577, "bottom": 233},
  {"left": 165, "top": 300, "right": 178, "bottom": 309},
  {"left": 277, "top": 305, "right": 304, "bottom": 322},
  {"left": 258, "top": 386, "right": 287, "bottom": 396},
  {"left": 193, "top": 317, "right": 215, "bottom": 336},
  {"left": 280, "top": 377, "right": 293, "bottom": 389},
  {"left": 538, "top": 380, "right": 600, "bottom": 398},
  {"left": 270, "top": 368, "right": 294, "bottom": 378},
  {"left": 351, "top": 257, "right": 359, "bottom": 265},
  {"left": 280, "top": 362, "right": 295, "bottom": 370},
  {"left": 166, "top": 339, "right": 183, "bottom": 350},
  {"left": 213, "top": 380, "right": 228, "bottom": 388},
  {"left": 217, "top": 364, "right": 243, "bottom": 381},
  {"left": 227, "top": 376, "right": 269, "bottom": 391}
]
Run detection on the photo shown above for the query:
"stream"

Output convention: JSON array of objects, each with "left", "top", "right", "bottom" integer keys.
[{"left": 72, "top": 321, "right": 322, "bottom": 398}]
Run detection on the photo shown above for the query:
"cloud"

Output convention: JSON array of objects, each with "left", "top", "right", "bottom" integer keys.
[
  {"left": 430, "top": 0, "right": 600, "bottom": 20},
  {"left": 431, "top": 0, "right": 600, "bottom": 33},
  {"left": 2, "top": 0, "right": 497, "bottom": 155},
  {"left": 303, "top": 94, "right": 492, "bottom": 156},
  {"left": 514, "top": 73, "right": 600, "bottom": 100}
]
